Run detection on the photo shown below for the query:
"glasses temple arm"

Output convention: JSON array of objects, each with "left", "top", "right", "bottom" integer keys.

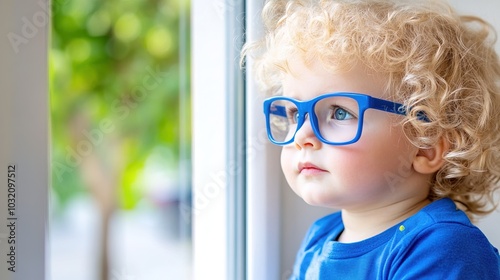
[
  {"left": 370, "top": 97, "right": 430, "bottom": 121},
  {"left": 269, "top": 104, "right": 287, "bottom": 117},
  {"left": 370, "top": 97, "right": 406, "bottom": 115}
]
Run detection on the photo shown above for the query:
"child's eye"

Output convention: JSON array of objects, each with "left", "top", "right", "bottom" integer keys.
[
  {"left": 328, "top": 106, "right": 354, "bottom": 121},
  {"left": 287, "top": 107, "right": 299, "bottom": 123}
]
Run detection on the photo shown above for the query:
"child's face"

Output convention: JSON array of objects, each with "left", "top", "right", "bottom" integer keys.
[{"left": 280, "top": 59, "right": 421, "bottom": 211}]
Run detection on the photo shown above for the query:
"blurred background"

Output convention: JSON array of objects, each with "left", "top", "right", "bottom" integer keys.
[{"left": 49, "top": 0, "right": 192, "bottom": 279}]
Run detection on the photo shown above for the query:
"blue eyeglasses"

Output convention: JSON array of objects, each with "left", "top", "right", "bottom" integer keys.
[{"left": 263, "top": 92, "right": 407, "bottom": 146}]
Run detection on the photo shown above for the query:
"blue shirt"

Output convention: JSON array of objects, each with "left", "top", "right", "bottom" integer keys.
[{"left": 291, "top": 198, "right": 500, "bottom": 279}]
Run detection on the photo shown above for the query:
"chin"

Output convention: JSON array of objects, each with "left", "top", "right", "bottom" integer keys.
[{"left": 300, "top": 193, "right": 335, "bottom": 208}]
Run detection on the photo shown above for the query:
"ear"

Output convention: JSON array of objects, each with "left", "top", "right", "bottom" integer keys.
[{"left": 413, "top": 138, "right": 449, "bottom": 174}]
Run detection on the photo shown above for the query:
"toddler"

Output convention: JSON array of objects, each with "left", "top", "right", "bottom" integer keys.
[{"left": 244, "top": 0, "right": 500, "bottom": 279}]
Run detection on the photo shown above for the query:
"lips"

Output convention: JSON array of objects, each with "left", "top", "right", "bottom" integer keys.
[{"left": 298, "top": 162, "right": 327, "bottom": 174}]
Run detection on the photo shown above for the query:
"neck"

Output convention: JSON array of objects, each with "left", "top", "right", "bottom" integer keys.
[{"left": 337, "top": 197, "right": 431, "bottom": 243}]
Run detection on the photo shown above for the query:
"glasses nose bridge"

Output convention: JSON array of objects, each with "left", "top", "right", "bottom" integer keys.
[{"left": 295, "top": 100, "right": 317, "bottom": 132}]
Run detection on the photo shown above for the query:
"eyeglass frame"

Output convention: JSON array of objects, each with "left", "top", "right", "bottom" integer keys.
[{"left": 263, "top": 92, "right": 408, "bottom": 146}]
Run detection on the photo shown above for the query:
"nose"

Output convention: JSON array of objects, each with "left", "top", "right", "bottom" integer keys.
[{"left": 293, "top": 113, "right": 321, "bottom": 150}]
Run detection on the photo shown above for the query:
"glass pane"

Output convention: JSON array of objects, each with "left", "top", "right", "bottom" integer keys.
[
  {"left": 269, "top": 99, "right": 297, "bottom": 143},
  {"left": 315, "top": 96, "right": 360, "bottom": 143},
  {"left": 49, "top": 0, "right": 192, "bottom": 279}
]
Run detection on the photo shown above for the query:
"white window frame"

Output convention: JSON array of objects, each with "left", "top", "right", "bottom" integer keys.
[
  {"left": 244, "top": 1, "right": 284, "bottom": 280},
  {"left": 193, "top": 0, "right": 283, "bottom": 279},
  {"left": 192, "top": 0, "right": 245, "bottom": 279}
]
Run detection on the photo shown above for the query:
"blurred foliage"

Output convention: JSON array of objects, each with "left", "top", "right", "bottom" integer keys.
[{"left": 50, "top": 0, "right": 190, "bottom": 211}]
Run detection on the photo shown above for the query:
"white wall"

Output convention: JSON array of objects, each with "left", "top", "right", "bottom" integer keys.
[
  {"left": 449, "top": 0, "right": 500, "bottom": 251},
  {"left": 279, "top": 0, "right": 500, "bottom": 276},
  {"left": 0, "top": 1, "right": 49, "bottom": 279}
]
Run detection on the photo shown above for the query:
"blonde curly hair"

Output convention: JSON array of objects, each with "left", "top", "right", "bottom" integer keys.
[{"left": 243, "top": 0, "right": 500, "bottom": 218}]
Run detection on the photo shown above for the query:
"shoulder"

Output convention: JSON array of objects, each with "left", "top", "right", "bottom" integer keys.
[
  {"left": 300, "top": 211, "right": 342, "bottom": 251},
  {"left": 310, "top": 211, "right": 343, "bottom": 232},
  {"left": 398, "top": 198, "right": 492, "bottom": 245},
  {"left": 291, "top": 212, "right": 343, "bottom": 279},
  {"left": 388, "top": 198, "right": 500, "bottom": 279}
]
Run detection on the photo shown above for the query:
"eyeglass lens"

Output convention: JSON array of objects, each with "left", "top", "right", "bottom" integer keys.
[{"left": 268, "top": 96, "right": 361, "bottom": 144}]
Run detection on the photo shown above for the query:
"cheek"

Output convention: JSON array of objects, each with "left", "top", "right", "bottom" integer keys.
[
  {"left": 325, "top": 148, "right": 376, "bottom": 186},
  {"left": 280, "top": 147, "right": 294, "bottom": 179},
  {"left": 354, "top": 124, "right": 416, "bottom": 178}
]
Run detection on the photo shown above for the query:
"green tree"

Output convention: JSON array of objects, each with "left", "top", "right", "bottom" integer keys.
[{"left": 50, "top": 0, "right": 190, "bottom": 278}]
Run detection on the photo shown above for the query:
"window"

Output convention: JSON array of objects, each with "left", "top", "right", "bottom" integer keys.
[{"left": 49, "top": 0, "right": 192, "bottom": 279}]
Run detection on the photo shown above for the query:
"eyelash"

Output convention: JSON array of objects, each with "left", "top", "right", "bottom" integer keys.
[{"left": 328, "top": 106, "right": 356, "bottom": 120}]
